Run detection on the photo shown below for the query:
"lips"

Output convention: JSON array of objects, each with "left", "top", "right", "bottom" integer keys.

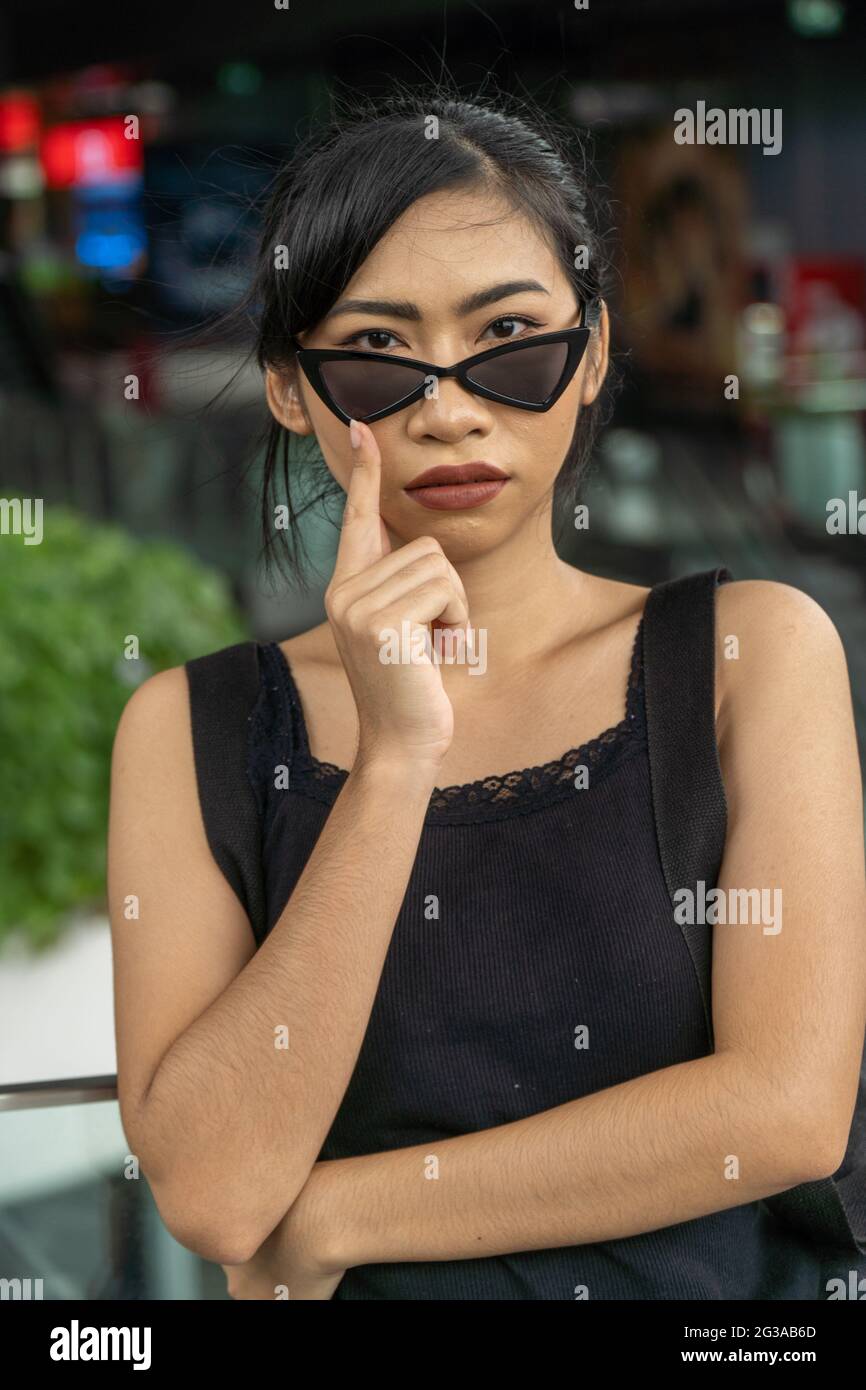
[
  {"left": 404, "top": 461, "right": 510, "bottom": 489},
  {"left": 403, "top": 462, "right": 510, "bottom": 512}
]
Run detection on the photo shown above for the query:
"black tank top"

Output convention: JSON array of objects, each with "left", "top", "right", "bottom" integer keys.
[{"left": 184, "top": 568, "right": 863, "bottom": 1300}]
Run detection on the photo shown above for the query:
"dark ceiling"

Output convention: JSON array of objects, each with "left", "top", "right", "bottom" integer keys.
[{"left": 2, "top": 0, "right": 864, "bottom": 90}]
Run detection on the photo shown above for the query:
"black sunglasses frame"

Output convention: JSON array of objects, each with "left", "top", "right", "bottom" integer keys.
[{"left": 289, "top": 299, "right": 600, "bottom": 425}]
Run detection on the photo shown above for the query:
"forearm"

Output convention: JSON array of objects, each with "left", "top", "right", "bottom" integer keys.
[
  {"left": 312, "top": 1052, "right": 828, "bottom": 1268},
  {"left": 138, "top": 756, "right": 435, "bottom": 1258}
]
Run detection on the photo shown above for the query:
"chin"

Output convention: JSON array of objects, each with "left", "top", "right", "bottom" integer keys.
[{"left": 394, "top": 510, "right": 514, "bottom": 559}]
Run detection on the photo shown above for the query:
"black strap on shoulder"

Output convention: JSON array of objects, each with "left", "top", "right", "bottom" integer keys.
[
  {"left": 643, "top": 566, "right": 866, "bottom": 1258},
  {"left": 642, "top": 565, "right": 733, "bottom": 1048},
  {"left": 185, "top": 641, "right": 266, "bottom": 946}
]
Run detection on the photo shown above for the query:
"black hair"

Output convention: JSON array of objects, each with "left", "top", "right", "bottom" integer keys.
[{"left": 242, "top": 80, "right": 622, "bottom": 592}]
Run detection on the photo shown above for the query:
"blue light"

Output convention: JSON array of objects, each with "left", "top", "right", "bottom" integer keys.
[
  {"left": 75, "top": 230, "right": 143, "bottom": 269},
  {"left": 73, "top": 189, "right": 146, "bottom": 272}
]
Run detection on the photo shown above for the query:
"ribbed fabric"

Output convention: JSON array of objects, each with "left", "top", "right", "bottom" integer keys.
[{"left": 184, "top": 577, "right": 860, "bottom": 1299}]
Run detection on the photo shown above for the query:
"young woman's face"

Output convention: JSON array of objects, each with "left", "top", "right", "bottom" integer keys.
[{"left": 267, "top": 186, "right": 609, "bottom": 561}]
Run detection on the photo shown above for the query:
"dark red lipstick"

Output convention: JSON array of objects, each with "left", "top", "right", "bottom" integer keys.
[{"left": 403, "top": 461, "right": 510, "bottom": 511}]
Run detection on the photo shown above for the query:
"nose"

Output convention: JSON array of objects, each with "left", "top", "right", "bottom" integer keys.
[{"left": 407, "top": 375, "right": 494, "bottom": 440}]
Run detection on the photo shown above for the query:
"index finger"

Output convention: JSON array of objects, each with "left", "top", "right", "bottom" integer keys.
[{"left": 332, "top": 419, "right": 390, "bottom": 580}]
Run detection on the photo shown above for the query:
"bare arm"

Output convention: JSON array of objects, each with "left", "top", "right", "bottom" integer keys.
[
  {"left": 109, "top": 669, "right": 437, "bottom": 1265},
  {"left": 279, "top": 580, "right": 866, "bottom": 1273},
  {"left": 111, "top": 420, "right": 469, "bottom": 1267},
  {"left": 302, "top": 1050, "right": 833, "bottom": 1271}
]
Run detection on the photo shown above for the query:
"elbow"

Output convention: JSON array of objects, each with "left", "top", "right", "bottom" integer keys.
[
  {"left": 797, "top": 1123, "right": 850, "bottom": 1184},
  {"left": 180, "top": 1229, "right": 256, "bottom": 1268},
  {"left": 136, "top": 1143, "right": 264, "bottom": 1266},
  {"left": 144, "top": 1154, "right": 311, "bottom": 1267},
  {"left": 800, "top": 1072, "right": 858, "bottom": 1181},
  {"left": 174, "top": 1224, "right": 255, "bottom": 1269},
  {"left": 729, "top": 1048, "right": 854, "bottom": 1187},
  {"left": 148, "top": 1173, "right": 260, "bottom": 1266},
  {"left": 769, "top": 1087, "right": 852, "bottom": 1186},
  {"left": 125, "top": 1096, "right": 311, "bottom": 1265}
]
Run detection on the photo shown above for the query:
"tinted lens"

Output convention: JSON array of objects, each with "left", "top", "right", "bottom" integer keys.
[
  {"left": 319, "top": 358, "right": 428, "bottom": 419},
  {"left": 467, "top": 340, "right": 570, "bottom": 404}
]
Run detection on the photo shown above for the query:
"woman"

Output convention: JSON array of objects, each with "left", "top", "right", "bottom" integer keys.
[{"left": 107, "top": 88, "right": 866, "bottom": 1300}]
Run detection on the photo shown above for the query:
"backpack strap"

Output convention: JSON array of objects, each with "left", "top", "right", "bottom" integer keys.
[
  {"left": 185, "top": 641, "right": 267, "bottom": 945},
  {"left": 642, "top": 565, "right": 733, "bottom": 1048},
  {"left": 643, "top": 566, "right": 866, "bottom": 1258}
]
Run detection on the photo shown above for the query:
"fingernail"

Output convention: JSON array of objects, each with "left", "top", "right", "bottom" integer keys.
[{"left": 349, "top": 419, "right": 361, "bottom": 450}]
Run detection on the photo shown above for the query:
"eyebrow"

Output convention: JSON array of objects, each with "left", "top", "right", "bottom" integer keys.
[{"left": 322, "top": 279, "right": 551, "bottom": 323}]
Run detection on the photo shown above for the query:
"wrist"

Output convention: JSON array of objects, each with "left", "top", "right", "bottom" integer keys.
[
  {"left": 351, "top": 748, "right": 442, "bottom": 794},
  {"left": 297, "top": 1158, "right": 364, "bottom": 1274}
]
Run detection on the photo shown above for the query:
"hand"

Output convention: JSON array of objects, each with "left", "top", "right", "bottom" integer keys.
[
  {"left": 221, "top": 1182, "right": 346, "bottom": 1301},
  {"left": 323, "top": 418, "right": 470, "bottom": 772}
]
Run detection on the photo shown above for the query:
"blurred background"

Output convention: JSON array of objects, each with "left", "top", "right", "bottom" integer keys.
[{"left": 1, "top": 0, "right": 865, "bottom": 1299}]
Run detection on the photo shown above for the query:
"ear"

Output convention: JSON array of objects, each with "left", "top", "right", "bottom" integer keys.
[
  {"left": 579, "top": 298, "right": 610, "bottom": 408},
  {"left": 265, "top": 366, "right": 314, "bottom": 436}
]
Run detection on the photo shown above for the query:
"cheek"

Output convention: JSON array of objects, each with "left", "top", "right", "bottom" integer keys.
[
  {"left": 510, "top": 394, "right": 581, "bottom": 485},
  {"left": 544, "top": 384, "right": 583, "bottom": 460},
  {"left": 309, "top": 406, "right": 354, "bottom": 489}
]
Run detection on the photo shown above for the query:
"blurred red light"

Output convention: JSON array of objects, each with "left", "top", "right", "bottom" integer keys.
[
  {"left": 40, "top": 117, "right": 143, "bottom": 188},
  {"left": 0, "top": 93, "right": 41, "bottom": 152}
]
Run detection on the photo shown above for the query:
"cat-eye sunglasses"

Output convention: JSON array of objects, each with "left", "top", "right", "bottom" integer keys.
[{"left": 289, "top": 297, "right": 601, "bottom": 426}]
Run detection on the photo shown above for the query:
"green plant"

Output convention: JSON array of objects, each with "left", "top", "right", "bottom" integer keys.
[{"left": 0, "top": 498, "right": 247, "bottom": 948}]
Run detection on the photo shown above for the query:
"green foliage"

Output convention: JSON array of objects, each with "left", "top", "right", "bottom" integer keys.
[{"left": 0, "top": 499, "right": 247, "bottom": 949}]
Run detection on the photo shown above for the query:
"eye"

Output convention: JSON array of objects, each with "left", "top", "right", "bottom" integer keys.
[
  {"left": 482, "top": 315, "right": 544, "bottom": 341},
  {"left": 339, "top": 329, "right": 402, "bottom": 352},
  {"left": 337, "top": 315, "right": 544, "bottom": 353}
]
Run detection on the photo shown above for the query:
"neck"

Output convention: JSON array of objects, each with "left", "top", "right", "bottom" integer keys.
[{"left": 438, "top": 512, "right": 589, "bottom": 679}]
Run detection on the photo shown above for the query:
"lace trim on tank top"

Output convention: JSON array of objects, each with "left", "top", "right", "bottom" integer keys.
[{"left": 249, "top": 614, "right": 647, "bottom": 825}]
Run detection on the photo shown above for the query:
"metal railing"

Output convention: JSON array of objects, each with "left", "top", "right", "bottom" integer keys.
[
  {"left": 0, "top": 1076, "right": 118, "bottom": 1112},
  {"left": 0, "top": 1076, "right": 224, "bottom": 1299}
]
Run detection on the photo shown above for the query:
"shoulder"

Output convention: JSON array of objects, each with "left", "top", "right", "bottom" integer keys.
[
  {"left": 115, "top": 638, "right": 266, "bottom": 746},
  {"left": 112, "top": 637, "right": 264, "bottom": 773},
  {"left": 109, "top": 666, "right": 200, "bottom": 839},
  {"left": 713, "top": 577, "right": 852, "bottom": 753},
  {"left": 715, "top": 576, "right": 844, "bottom": 646},
  {"left": 715, "top": 577, "right": 847, "bottom": 680},
  {"left": 111, "top": 664, "right": 194, "bottom": 786},
  {"left": 114, "top": 663, "right": 190, "bottom": 747}
]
